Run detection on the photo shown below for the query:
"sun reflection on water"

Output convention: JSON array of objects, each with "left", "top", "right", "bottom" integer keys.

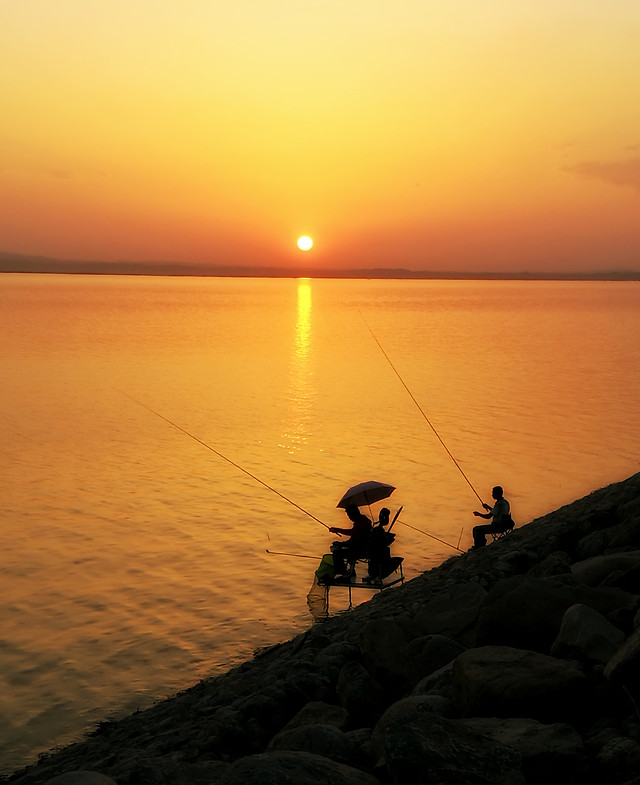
[{"left": 281, "top": 279, "right": 314, "bottom": 452}]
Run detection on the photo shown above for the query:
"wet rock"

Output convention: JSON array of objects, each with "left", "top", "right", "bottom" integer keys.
[
  {"left": 217, "top": 750, "right": 382, "bottom": 785},
  {"left": 371, "top": 700, "right": 524, "bottom": 785},
  {"left": 551, "top": 603, "right": 625, "bottom": 664},
  {"left": 459, "top": 717, "right": 584, "bottom": 785},
  {"left": 451, "top": 646, "right": 588, "bottom": 722}
]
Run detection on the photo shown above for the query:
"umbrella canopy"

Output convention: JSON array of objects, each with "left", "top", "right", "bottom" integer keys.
[{"left": 337, "top": 481, "right": 396, "bottom": 509}]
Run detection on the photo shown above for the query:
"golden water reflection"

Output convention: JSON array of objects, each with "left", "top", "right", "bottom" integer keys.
[{"left": 281, "top": 279, "right": 314, "bottom": 452}]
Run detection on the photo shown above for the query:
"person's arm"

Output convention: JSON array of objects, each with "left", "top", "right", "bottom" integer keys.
[
  {"left": 473, "top": 510, "right": 492, "bottom": 519},
  {"left": 329, "top": 525, "right": 352, "bottom": 535}
]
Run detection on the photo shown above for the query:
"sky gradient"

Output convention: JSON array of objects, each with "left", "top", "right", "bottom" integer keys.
[{"left": 2, "top": 1, "right": 640, "bottom": 272}]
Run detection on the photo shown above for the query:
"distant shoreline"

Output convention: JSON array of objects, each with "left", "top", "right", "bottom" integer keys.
[{"left": 1, "top": 253, "right": 639, "bottom": 281}]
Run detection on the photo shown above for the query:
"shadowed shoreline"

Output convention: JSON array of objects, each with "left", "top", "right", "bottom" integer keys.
[{"left": 4, "top": 472, "right": 640, "bottom": 785}]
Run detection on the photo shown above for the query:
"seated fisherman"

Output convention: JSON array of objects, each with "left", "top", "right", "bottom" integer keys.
[
  {"left": 367, "top": 507, "right": 395, "bottom": 579},
  {"left": 471, "top": 485, "right": 512, "bottom": 548},
  {"left": 329, "top": 504, "right": 372, "bottom": 576}
]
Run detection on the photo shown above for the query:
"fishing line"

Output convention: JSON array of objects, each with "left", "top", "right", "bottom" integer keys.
[
  {"left": 359, "top": 311, "right": 484, "bottom": 506},
  {"left": 120, "top": 391, "right": 330, "bottom": 529}
]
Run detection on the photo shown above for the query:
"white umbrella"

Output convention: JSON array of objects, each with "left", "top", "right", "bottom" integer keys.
[{"left": 336, "top": 481, "right": 396, "bottom": 509}]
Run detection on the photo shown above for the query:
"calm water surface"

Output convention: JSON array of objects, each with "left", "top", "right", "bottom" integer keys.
[{"left": 1, "top": 274, "right": 639, "bottom": 772}]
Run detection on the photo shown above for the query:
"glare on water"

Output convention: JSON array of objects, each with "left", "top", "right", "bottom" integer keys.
[{"left": 1, "top": 274, "right": 639, "bottom": 772}]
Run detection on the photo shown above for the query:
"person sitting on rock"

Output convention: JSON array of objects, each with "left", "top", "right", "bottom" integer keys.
[
  {"left": 329, "top": 504, "right": 372, "bottom": 576},
  {"left": 471, "top": 485, "right": 512, "bottom": 548}
]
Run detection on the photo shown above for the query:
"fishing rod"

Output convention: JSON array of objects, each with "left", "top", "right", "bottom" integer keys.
[
  {"left": 396, "top": 518, "right": 463, "bottom": 553},
  {"left": 387, "top": 505, "right": 403, "bottom": 532},
  {"left": 359, "top": 311, "right": 484, "bottom": 506},
  {"left": 120, "top": 391, "right": 330, "bottom": 529},
  {"left": 265, "top": 549, "right": 319, "bottom": 560}
]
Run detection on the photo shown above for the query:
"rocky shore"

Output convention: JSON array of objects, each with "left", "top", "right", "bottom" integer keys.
[{"left": 5, "top": 473, "right": 640, "bottom": 785}]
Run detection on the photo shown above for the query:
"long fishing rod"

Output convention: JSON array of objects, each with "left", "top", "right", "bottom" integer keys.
[
  {"left": 120, "top": 391, "right": 330, "bottom": 529},
  {"left": 396, "top": 518, "right": 463, "bottom": 553},
  {"left": 265, "top": 549, "right": 318, "bottom": 559},
  {"left": 359, "top": 311, "right": 484, "bottom": 506}
]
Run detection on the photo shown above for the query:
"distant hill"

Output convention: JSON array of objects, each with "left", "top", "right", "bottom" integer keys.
[{"left": 1, "top": 251, "right": 639, "bottom": 280}]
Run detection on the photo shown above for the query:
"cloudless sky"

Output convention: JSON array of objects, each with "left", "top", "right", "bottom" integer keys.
[{"left": 2, "top": 1, "right": 640, "bottom": 271}]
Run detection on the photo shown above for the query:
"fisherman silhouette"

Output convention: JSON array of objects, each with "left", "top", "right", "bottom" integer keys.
[
  {"left": 471, "top": 485, "right": 512, "bottom": 548},
  {"left": 329, "top": 504, "right": 372, "bottom": 577},
  {"left": 367, "top": 507, "right": 402, "bottom": 581}
]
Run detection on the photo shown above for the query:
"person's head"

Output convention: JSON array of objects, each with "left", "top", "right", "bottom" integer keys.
[
  {"left": 492, "top": 486, "right": 504, "bottom": 500},
  {"left": 345, "top": 504, "right": 360, "bottom": 521},
  {"left": 379, "top": 507, "right": 390, "bottom": 526}
]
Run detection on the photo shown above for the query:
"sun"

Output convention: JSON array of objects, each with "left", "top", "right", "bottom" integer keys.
[{"left": 297, "top": 235, "right": 313, "bottom": 251}]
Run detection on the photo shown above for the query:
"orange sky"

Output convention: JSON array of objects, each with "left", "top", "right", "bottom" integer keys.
[{"left": 2, "top": 1, "right": 640, "bottom": 272}]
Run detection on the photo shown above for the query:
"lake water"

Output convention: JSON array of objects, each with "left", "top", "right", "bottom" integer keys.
[{"left": 1, "top": 273, "right": 639, "bottom": 773}]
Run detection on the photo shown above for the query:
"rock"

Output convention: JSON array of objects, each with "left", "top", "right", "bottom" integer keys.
[
  {"left": 44, "top": 775, "right": 118, "bottom": 785},
  {"left": 604, "top": 626, "right": 640, "bottom": 693},
  {"left": 404, "top": 635, "right": 466, "bottom": 689},
  {"left": 217, "top": 750, "right": 382, "bottom": 785},
  {"left": 410, "top": 660, "right": 455, "bottom": 699},
  {"left": 570, "top": 551, "right": 640, "bottom": 586},
  {"left": 459, "top": 717, "right": 584, "bottom": 785},
  {"left": 336, "top": 660, "right": 387, "bottom": 723},
  {"left": 551, "top": 603, "right": 625, "bottom": 664},
  {"left": 451, "top": 646, "right": 588, "bottom": 722},
  {"left": 127, "top": 757, "right": 229, "bottom": 784},
  {"left": 527, "top": 550, "right": 572, "bottom": 578},
  {"left": 278, "top": 700, "right": 349, "bottom": 732},
  {"left": 371, "top": 700, "right": 524, "bottom": 785},
  {"left": 475, "top": 575, "right": 636, "bottom": 653},
  {"left": 412, "top": 582, "right": 488, "bottom": 645},
  {"left": 267, "top": 723, "right": 357, "bottom": 764},
  {"left": 359, "top": 618, "right": 409, "bottom": 691}
]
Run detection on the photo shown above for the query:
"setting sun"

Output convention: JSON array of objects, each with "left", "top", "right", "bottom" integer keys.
[{"left": 297, "top": 236, "right": 313, "bottom": 252}]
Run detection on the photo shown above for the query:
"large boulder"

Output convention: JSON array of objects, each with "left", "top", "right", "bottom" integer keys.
[
  {"left": 218, "top": 751, "right": 382, "bottom": 785},
  {"left": 359, "top": 618, "right": 409, "bottom": 691},
  {"left": 550, "top": 603, "right": 625, "bottom": 664},
  {"left": 267, "top": 723, "right": 358, "bottom": 764},
  {"left": 371, "top": 698, "right": 524, "bottom": 785},
  {"left": 336, "top": 660, "right": 387, "bottom": 723},
  {"left": 459, "top": 717, "right": 585, "bottom": 785},
  {"left": 278, "top": 700, "right": 349, "bottom": 732},
  {"left": 475, "top": 575, "right": 636, "bottom": 652},
  {"left": 570, "top": 551, "right": 640, "bottom": 586},
  {"left": 404, "top": 635, "right": 466, "bottom": 688},
  {"left": 604, "top": 626, "right": 640, "bottom": 694},
  {"left": 451, "top": 646, "right": 588, "bottom": 722},
  {"left": 412, "top": 582, "right": 488, "bottom": 645}
]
